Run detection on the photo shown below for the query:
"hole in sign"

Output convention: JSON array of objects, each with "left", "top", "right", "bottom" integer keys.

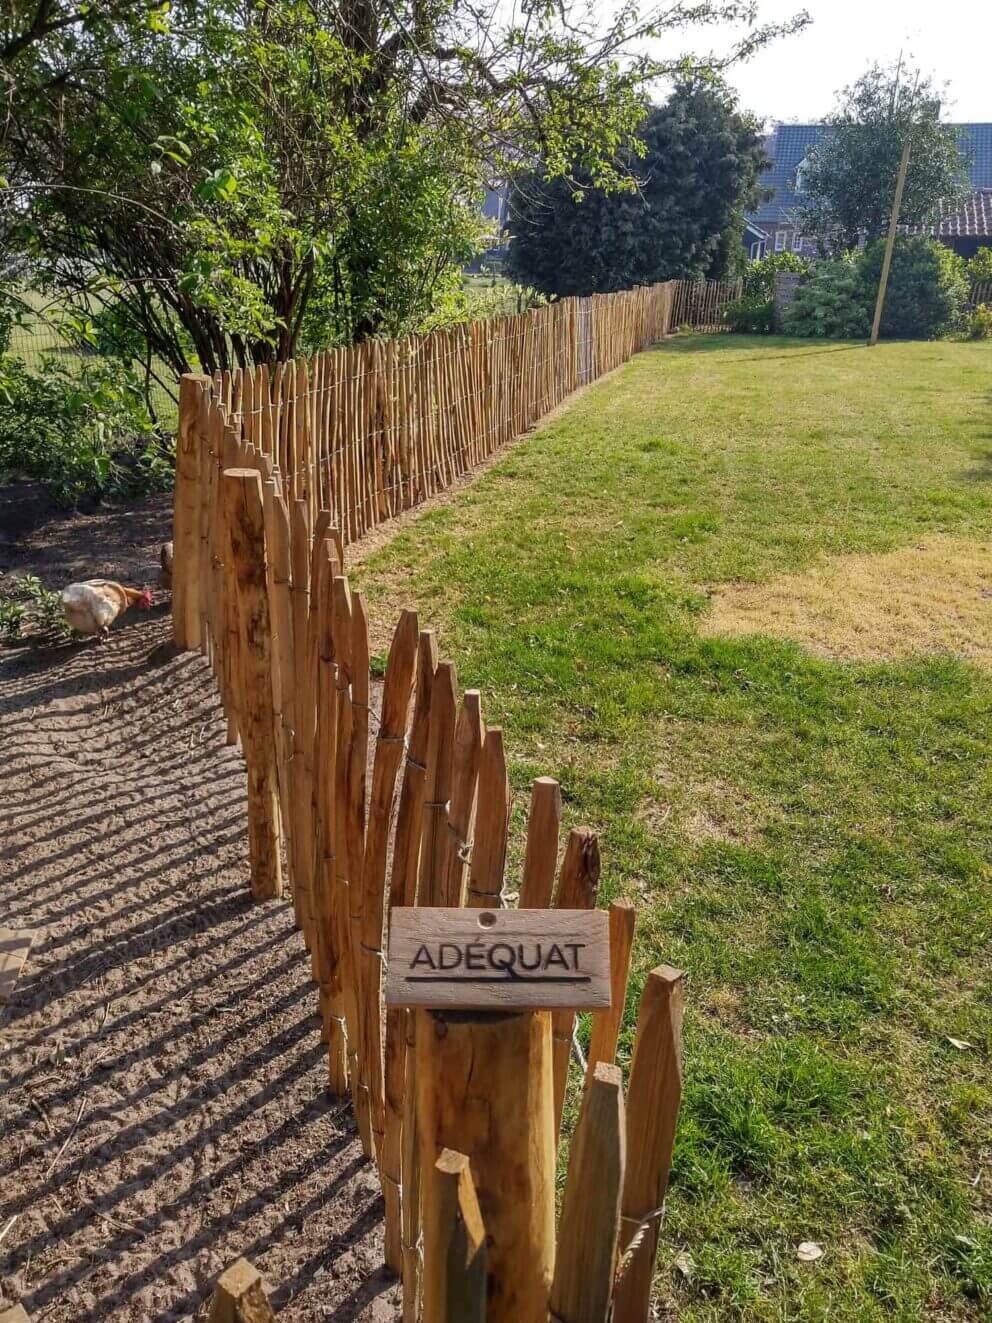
[{"left": 478, "top": 911, "right": 497, "bottom": 929}]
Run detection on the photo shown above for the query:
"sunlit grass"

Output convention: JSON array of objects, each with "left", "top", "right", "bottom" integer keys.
[{"left": 356, "top": 335, "right": 992, "bottom": 1320}]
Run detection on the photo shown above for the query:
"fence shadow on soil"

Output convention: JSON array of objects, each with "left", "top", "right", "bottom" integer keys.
[{"left": 0, "top": 616, "right": 393, "bottom": 1321}]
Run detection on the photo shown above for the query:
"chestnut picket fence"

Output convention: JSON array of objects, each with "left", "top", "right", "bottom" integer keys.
[
  {"left": 669, "top": 276, "right": 742, "bottom": 331},
  {"left": 170, "top": 279, "right": 727, "bottom": 1322}
]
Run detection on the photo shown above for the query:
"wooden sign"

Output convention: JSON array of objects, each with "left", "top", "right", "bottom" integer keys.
[
  {"left": 0, "top": 927, "right": 39, "bottom": 1004},
  {"left": 386, "top": 908, "right": 611, "bottom": 1011}
]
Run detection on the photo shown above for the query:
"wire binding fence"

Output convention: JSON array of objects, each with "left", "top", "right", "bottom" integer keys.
[
  {"left": 168, "top": 277, "right": 745, "bottom": 1321},
  {"left": 668, "top": 277, "right": 742, "bottom": 332},
  {"left": 172, "top": 278, "right": 742, "bottom": 570}
]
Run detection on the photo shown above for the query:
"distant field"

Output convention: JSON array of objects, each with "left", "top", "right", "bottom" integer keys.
[
  {"left": 461, "top": 271, "right": 540, "bottom": 317},
  {"left": 355, "top": 335, "right": 992, "bottom": 1321},
  {"left": 6, "top": 288, "right": 178, "bottom": 424},
  {"left": 5, "top": 278, "right": 536, "bottom": 425}
]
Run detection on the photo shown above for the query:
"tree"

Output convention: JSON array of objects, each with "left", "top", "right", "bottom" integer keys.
[
  {"left": 797, "top": 63, "right": 970, "bottom": 251},
  {"left": 2, "top": 2, "right": 807, "bottom": 378},
  {"left": 859, "top": 236, "right": 967, "bottom": 340},
  {"left": 505, "top": 78, "right": 769, "bottom": 297}
]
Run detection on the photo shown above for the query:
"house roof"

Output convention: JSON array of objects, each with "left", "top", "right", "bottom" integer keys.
[
  {"left": 749, "top": 122, "right": 992, "bottom": 228},
  {"left": 901, "top": 188, "right": 992, "bottom": 238}
]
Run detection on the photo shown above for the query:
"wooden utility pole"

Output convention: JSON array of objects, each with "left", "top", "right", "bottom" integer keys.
[{"left": 869, "top": 140, "right": 912, "bottom": 346}]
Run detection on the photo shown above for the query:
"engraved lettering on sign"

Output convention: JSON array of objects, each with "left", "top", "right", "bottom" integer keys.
[
  {"left": 405, "top": 935, "right": 591, "bottom": 985},
  {"left": 385, "top": 908, "right": 611, "bottom": 1011}
]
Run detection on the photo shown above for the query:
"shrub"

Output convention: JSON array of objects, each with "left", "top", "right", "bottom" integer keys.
[
  {"left": 90, "top": 302, "right": 153, "bottom": 362},
  {"left": 0, "top": 595, "right": 25, "bottom": 643},
  {"left": 859, "top": 236, "right": 968, "bottom": 340},
  {"left": 0, "top": 354, "right": 172, "bottom": 506},
  {"left": 965, "top": 303, "right": 992, "bottom": 340},
  {"left": 723, "top": 293, "right": 774, "bottom": 334},
  {"left": 964, "top": 248, "right": 992, "bottom": 285},
  {"left": 742, "top": 251, "right": 811, "bottom": 298},
  {"left": 0, "top": 575, "right": 70, "bottom": 645},
  {"left": 783, "top": 258, "right": 871, "bottom": 339}
]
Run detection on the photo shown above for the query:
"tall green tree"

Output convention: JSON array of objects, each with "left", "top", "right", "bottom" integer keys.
[
  {"left": 797, "top": 63, "right": 970, "bottom": 251},
  {"left": 505, "top": 78, "right": 769, "bottom": 297},
  {"left": 2, "top": 2, "right": 806, "bottom": 375}
]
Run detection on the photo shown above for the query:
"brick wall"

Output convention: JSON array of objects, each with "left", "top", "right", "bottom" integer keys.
[{"left": 773, "top": 272, "right": 804, "bottom": 330}]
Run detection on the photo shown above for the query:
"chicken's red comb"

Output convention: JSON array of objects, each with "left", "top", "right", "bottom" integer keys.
[{"left": 138, "top": 586, "right": 153, "bottom": 609}]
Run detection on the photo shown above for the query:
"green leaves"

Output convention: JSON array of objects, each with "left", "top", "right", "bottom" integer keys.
[
  {"left": 798, "top": 63, "right": 970, "bottom": 249},
  {"left": 2, "top": 0, "right": 806, "bottom": 374},
  {"left": 153, "top": 134, "right": 192, "bottom": 166},
  {"left": 146, "top": 2, "right": 172, "bottom": 34},
  {"left": 508, "top": 79, "right": 768, "bottom": 296},
  {"left": 196, "top": 166, "right": 238, "bottom": 202},
  {"left": 0, "top": 349, "right": 162, "bottom": 506}
]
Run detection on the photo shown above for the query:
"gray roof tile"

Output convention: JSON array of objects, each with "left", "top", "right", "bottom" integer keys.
[
  {"left": 749, "top": 122, "right": 992, "bottom": 228},
  {"left": 902, "top": 189, "right": 992, "bottom": 238}
]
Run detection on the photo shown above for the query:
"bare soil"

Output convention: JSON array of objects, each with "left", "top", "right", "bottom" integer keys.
[{"left": 0, "top": 489, "right": 400, "bottom": 1322}]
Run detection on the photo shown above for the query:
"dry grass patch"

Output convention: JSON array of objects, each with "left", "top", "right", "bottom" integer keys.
[
  {"left": 701, "top": 536, "right": 992, "bottom": 667},
  {"left": 640, "top": 777, "right": 766, "bottom": 846}
]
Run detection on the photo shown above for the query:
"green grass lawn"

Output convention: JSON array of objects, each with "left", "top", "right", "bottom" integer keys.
[{"left": 357, "top": 335, "right": 992, "bottom": 1321}]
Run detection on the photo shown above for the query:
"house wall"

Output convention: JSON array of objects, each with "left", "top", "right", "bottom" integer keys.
[
  {"left": 766, "top": 225, "right": 816, "bottom": 258},
  {"left": 946, "top": 236, "right": 992, "bottom": 260}
]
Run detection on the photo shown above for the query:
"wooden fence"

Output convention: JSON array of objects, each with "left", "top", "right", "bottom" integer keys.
[
  {"left": 669, "top": 277, "right": 742, "bottom": 332},
  {"left": 969, "top": 280, "right": 992, "bottom": 308},
  {"left": 171, "top": 278, "right": 743, "bottom": 616},
  {"left": 169, "top": 279, "right": 718, "bottom": 1320}
]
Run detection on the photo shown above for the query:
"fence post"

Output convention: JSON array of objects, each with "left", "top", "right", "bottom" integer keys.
[
  {"left": 360, "top": 609, "right": 419, "bottom": 1175},
  {"left": 416, "top": 1006, "right": 556, "bottom": 1323},
  {"left": 207, "top": 1257, "right": 276, "bottom": 1323},
  {"left": 586, "top": 899, "right": 636, "bottom": 1083},
  {"left": 465, "top": 727, "right": 510, "bottom": 909},
  {"left": 382, "top": 631, "right": 439, "bottom": 1289},
  {"left": 441, "top": 691, "right": 484, "bottom": 906},
  {"left": 612, "top": 965, "right": 684, "bottom": 1323},
  {"left": 552, "top": 828, "right": 601, "bottom": 1134},
  {"left": 550, "top": 1061, "right": 625, "bottom": 1323},
  {"left": 518, "top": 777, "right": 562, "bottom": 909},
  {"left": 222, "top": 467, "right": 284, "bottom": 901},
  {"left": 173, "top": 373, "right": 210, "bottom": 649},
  {"left": 423, "top": 1148, "right": 487, "bottom": 1323}
]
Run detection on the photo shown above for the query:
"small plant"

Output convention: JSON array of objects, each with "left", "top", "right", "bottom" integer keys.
[
  {"left": 723, "top": 294, "right": 774, "bottom": 334},
  {"left": 0, "top": 596, "right": 25, "bottom": 642},
  {"left": 964, "top": 248, "right": 992, "bottom": 285},
  {"left": 0, "top": 352, "right": 169, "bottom": 507},
  {"left": 784, "top": 257, "right": 871, "bottom": 339},
  {"left": 742, "top": 251, "right": 811, "bottom": 298},
  {"left": 965, "top": 303, "right": 992, "bottom": 340},
  {"left": 0, "top": 575, "right": 71, "bottom": 645}
]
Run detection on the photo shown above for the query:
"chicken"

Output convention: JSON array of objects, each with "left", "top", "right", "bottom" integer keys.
[
  {"left": 159, "top": 541, "right": 174, "bottom": 590},
  {"left": 61, "top": 580, "right": 153, "bottom": 637}
]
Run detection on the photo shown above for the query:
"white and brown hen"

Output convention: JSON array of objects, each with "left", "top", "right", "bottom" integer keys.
[{"left": 61, "top": 580, "right": 153, "bottom": 637}]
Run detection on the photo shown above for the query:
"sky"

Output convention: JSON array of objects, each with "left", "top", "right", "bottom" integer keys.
[{"left": 683, "top": 0, "right": 991, "bottom": 125}]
